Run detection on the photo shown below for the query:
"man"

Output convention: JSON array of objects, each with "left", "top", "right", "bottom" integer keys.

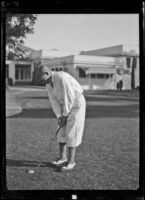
[
  {"left": 116, "top": 71, "right": 123, "bottom": 91},
  {"left": 39, "top": 65, "right": 86, "bottom": 171}
]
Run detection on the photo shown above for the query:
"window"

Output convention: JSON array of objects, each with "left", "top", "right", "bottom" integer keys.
[
  {"left": 97, "top": 74, "right": 105, "bottom": 78},
  {"left": 126, "top": 58, "right": 131, "bottom": 68},
  {"left": 54, "top": 68, "right": 62, "bottom": 71},
  {"left": 104, "top": 74, "right": 110, "bottom": 78},
  {"left": 15, "top": 65, "right": 31, "bottom": 80},
  {"left": 15, "top": 69, "right": 19, "bottom": 80},
  {"left": 78, "top": 68, "right": 86, "bottom": 78},
  {"left": 90, "top": 74, "right": 97, "bottom": 78},
  {"left": 94, "top": 74, "right": 110, "bottom": 79},
  {"left": 34, "top": 62, "right": 36, "bottom": 69},
  {"left": 25, "top": 66, "right": 31, "bottom": 79},
  {"left": 21, "top": 70, "right": 24, "bottom": 79},
  {"left": 132, "top": 58, "right": 137, "bottom": 69}
]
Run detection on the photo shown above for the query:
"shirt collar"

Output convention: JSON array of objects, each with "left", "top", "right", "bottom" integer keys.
[
  {"left": 46, "top": 72, "right": 54, "bottom": 88},
  {"left": 49, "top": 71, "right": 54, "bottom": 88},
  {"left": 51, "top": 71, "right": 54, "bottom": 83}
]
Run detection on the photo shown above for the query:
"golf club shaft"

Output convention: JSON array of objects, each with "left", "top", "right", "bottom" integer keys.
[
  {"left": 37, "top": 115, "right": 69, "bottom": 168},
  {"left": 37, "top": 126, "right": 62, "bottom": 167}
]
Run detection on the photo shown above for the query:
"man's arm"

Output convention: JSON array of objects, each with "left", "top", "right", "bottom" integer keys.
[
  {"left": 47, "top": 87, "right": 62, "bottom": 118},
  {"left": 61, "top": 77, "right": 75, "bottom": 117}
]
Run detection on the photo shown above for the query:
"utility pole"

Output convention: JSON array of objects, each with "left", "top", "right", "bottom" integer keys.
[{"left": 131, "top": 57, "right": 136, "bottom": 90}]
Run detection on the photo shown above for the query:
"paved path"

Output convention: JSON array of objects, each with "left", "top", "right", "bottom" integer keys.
[
  {"left": 6, "top": 91, "right": 22, "bottom": 117},
  {"left": 6, "top": 87, "right": 47, "bottom": 117},
  {"left": 6, "top": 86, "right": 139, "bottom": 117}
]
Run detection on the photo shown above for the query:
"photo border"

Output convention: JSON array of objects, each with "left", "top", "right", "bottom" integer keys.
[{"left": 1, "top": 0, "right": 144, "bottom": 199}]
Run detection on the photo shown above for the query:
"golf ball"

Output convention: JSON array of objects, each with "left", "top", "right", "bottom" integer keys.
[{"left": 28, "top": 170, "right": 35, "bottom": 173}]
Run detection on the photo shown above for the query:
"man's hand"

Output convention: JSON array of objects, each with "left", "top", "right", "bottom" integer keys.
[
  {"left": 61, "top": 116, "right": 67, "bottom": 126},
  {"left": 57, "top": 116, "right": 67, "bottom": 127},
  {"left": 58, "top": 117, "right": 63, "bottom": 127}
]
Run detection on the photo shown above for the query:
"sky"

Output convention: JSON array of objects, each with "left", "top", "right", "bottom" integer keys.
[{"left": 24, "top": 14, "right": 139, "bottom": 53}]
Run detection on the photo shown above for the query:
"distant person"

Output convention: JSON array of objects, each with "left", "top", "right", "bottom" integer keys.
[
  {"left": 39, "top": 65, "right": 86, "bottom": 171},
  {"left": 116, "top": 72, "right": 123, "bottom": 91}
]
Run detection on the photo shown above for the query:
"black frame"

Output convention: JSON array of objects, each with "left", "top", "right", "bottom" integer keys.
[{"left": 1, "top": 1, "right": 144, "bottom": 200}]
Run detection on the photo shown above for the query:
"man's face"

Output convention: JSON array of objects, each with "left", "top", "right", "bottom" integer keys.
[
  {"left": 41, "top": 67, "right": 52, "bottom": 84},
  {"left": 41, "top": 71, "right": 49, "bottom": 81}
]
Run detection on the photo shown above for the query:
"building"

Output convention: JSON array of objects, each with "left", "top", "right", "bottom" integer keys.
[
  {"left": 43, "top": 54, "right": 117, "bottom": 90},
  {"left": 80, "top": 45, "right": 139, "bottom": 90},
  {"left": 6, "top": 46, "right": 73, "bottom": 85},
  {"left": 6, "top": 45, "right": 36, "bottom": 85},
  {"left": 6, "top": 44, "right": 139, "bottom": 90}
]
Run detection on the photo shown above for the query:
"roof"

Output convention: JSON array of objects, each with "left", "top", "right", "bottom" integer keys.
[
  {"left": 74, "top": 55, "right": 116, "bottom": 65},
  {"left": 19, "top": 45, "right": 37, "bottom": 52},
  {"left": 80, "top": 44, "right": 139, "bottom": 57},
  {"left": 41, "top": 49, "right": 73, "bottom": 58}
]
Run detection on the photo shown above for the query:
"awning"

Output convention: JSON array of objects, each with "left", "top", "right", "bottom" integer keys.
[{"left": 77, "top": 66, "right": 116, "bottom": 74}]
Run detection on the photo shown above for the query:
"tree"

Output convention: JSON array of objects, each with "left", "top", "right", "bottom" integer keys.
[
  {"left": 6, "top": 14, "right": 38, "bottom": 60},
  {"left": 5, "top": 14, "right": 38, "bottom": 88}
]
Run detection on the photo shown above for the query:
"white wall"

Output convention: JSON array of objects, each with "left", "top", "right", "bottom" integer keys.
[
  {"left": 77, "top": 74, "right": 132, "bottom": 90},
  {"left": 76, "top": 76, "right": 111, "bottom": 90},
  {"left": 115, "top": 57, "right": 126, "bottom": 68},
  {"left": 112, "top": 74, "right": 131, "bottom": 90},
  {"left": 123, "top": 74, "right": 131, "bottom": 90},
  {"left": 9, "top": 61, "right": 15, "bottom": 85}
]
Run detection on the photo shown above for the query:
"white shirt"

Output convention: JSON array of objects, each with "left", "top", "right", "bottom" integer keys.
[
  {"left": 46, "top": 71, "right": 83, "bottom": 118},
  {"left": 116, "top": 74, "right": 123, "bottom": 82}
]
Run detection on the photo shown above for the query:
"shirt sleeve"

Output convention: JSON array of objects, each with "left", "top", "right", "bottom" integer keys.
[
  {"left": 47, "top": 87, "right": 62, "bottom": 118},
  {"left": 61, "top": 77, "right": 75, "bottom": 117}
]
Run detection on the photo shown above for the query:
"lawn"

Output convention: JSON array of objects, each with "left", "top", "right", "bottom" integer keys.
[{"left": 6, "top": 89, "right": 139, "bottom": 190}]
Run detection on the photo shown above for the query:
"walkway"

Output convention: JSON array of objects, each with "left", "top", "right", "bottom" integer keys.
[{"left": 6, "top": 86, "right": 139, "bottom": 117}]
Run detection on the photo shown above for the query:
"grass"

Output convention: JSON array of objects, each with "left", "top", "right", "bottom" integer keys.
[{"left": 6, "top": 89, "right": 139, "bottom": 190}]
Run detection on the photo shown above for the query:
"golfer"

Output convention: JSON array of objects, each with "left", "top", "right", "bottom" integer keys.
[{"left": 40, "top": 65, "right": 86, "bottom": 171}]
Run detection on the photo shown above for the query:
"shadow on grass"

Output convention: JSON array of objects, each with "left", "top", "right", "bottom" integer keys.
[
  {"left": 19, "top": 96, "right": 48, "bottom": 100},
  {"left": 17, "top": 95, "right": 139, "bottom": 102},
  {"left": 6, "top": 159, "right": 57, "bottom": 169},
  {"left": 7, "top": 104, "right": 139, "bottom": 119},
  {"left": 85, "top": 96, "right": 139, "bottom": 102},
  {"left": 6, "top": 159, "right": 67, "bottom": 173}
]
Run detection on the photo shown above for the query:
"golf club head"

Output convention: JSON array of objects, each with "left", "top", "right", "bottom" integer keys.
[
  {"left": 36, "top": 126, "right": 62, "bottom": 169},
  {"left": 25, "top": 169, "right": 35, "bottom": 173}
]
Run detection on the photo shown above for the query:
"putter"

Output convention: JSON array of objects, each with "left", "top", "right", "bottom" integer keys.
[
  {"left": 25, "top": 126, "right": 61, "bottom": 174},
  {"left": 36, "top": 125, "right": 62, "bottom": 168}
]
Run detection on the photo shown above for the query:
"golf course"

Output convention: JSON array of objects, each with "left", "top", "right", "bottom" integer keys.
[{"left": 6, "top": 87, "right": 139, "bottom": 190}]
